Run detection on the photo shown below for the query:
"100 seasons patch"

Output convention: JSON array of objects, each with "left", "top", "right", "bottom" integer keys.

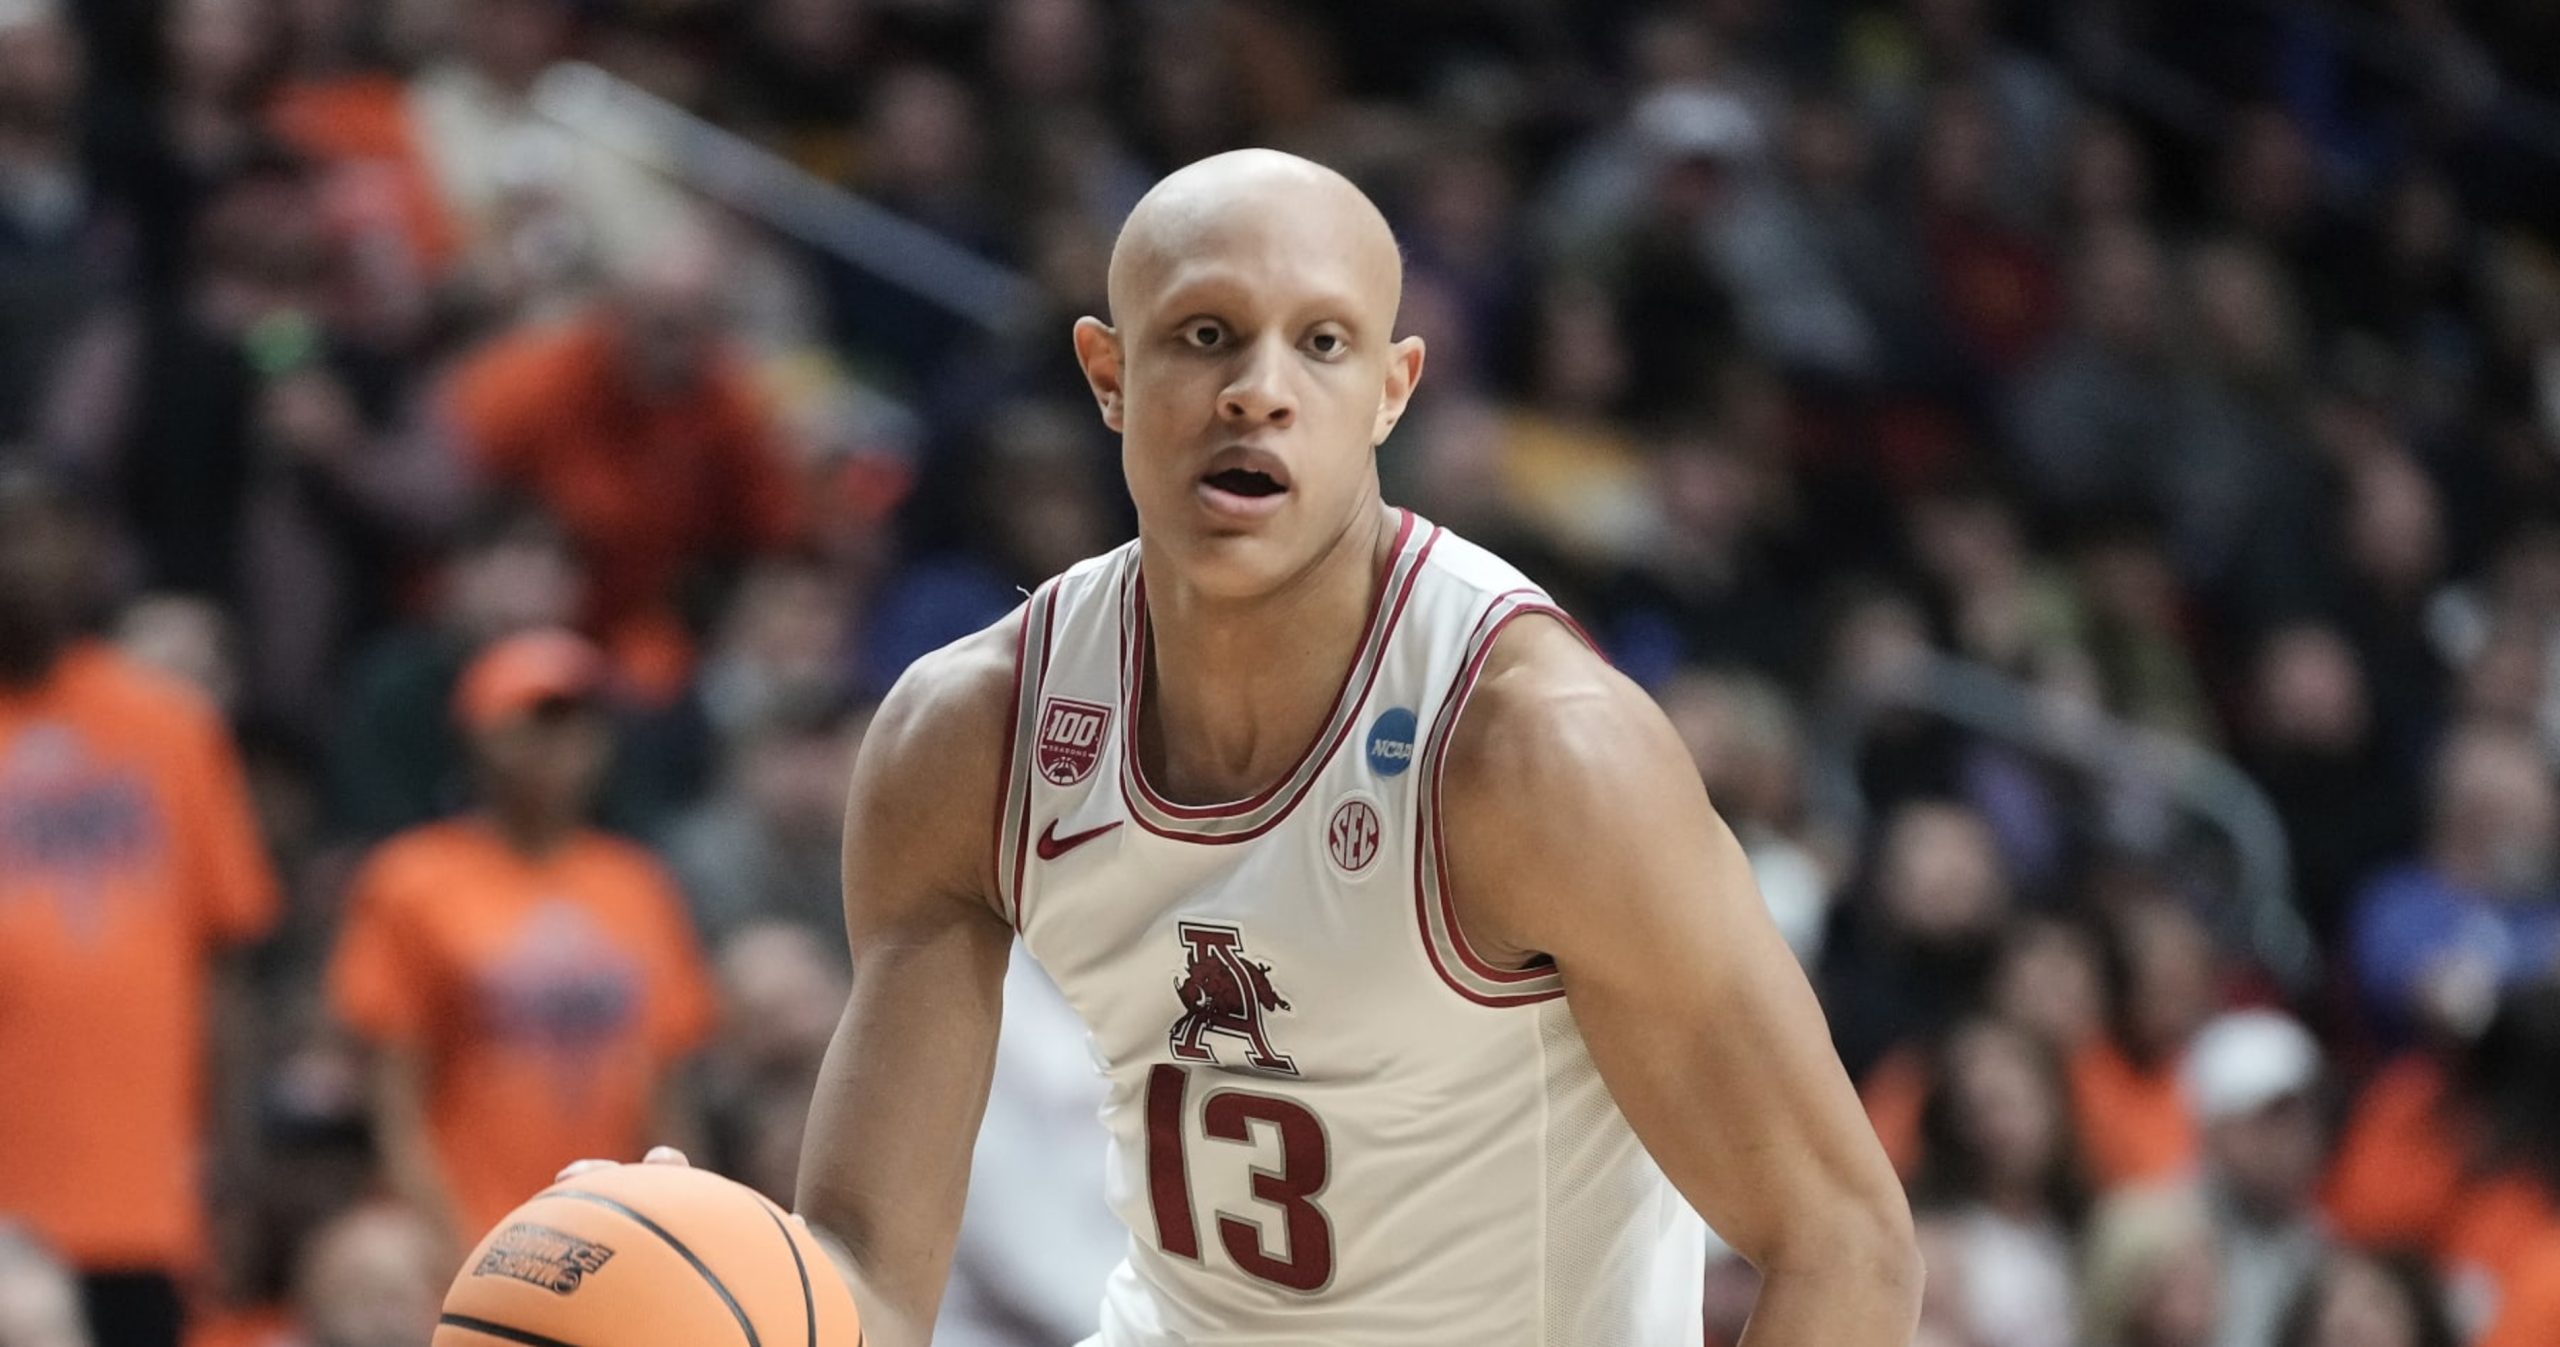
[{"left": 473, "top": 1223, "right": 617, "bottom": 1294}]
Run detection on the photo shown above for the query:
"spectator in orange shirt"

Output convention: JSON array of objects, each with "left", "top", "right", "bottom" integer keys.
[
  {"left": 327, "top": 629, "right": 714, "bottom": 1258},
  {"left": 2478, "top": 1230, "right": 2560, "bottom": 1347},
  {"left": 2435, "top": 984, "right": 2560, "bottom": 1342},
  {"left": 437, "top": 224, "right": 803, "bottom": 667},
  {"left": 0, "top": 466, "right": 280, "bottom": 1347},
  {"left": 2324, "top": 1051, "right": 2471, "bottom": 1255},
  {"left": 2073, "top": 895, "right": 2218, "bottom": 1191}
]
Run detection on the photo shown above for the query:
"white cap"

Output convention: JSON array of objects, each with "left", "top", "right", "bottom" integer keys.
[{"left": 2183, "top": 1009, "right": 2322, "bottom": 1122}]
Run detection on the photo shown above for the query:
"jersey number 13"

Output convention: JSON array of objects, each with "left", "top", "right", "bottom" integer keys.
[{"left": 1145, "top": 1063, "right": 1336, "bottom": 1293}]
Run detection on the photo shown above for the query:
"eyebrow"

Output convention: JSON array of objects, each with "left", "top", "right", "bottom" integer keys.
[{"left": 1152, "top": 273, "right": 1374, "bottom": 333}]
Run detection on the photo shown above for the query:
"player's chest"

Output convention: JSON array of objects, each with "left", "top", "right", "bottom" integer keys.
[{"left": 1022, "top": 816, "right": 1454, "bottom": 1083}]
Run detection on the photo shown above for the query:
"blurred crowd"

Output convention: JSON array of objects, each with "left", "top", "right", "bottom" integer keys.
[{"left": 3, "top": 0, "right": 2560, "bottom": 1345}]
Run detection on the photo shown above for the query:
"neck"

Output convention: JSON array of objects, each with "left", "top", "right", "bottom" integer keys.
[
  {"left": 1136, "top": 504, "right": 1398, "bottom": 804},
  {"left": 484, "top": 804, "right": 579, "bottom": 858}
]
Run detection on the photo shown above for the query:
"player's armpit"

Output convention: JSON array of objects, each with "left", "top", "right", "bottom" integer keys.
[
  {"left": 796, "top": 617, "right": 1022, "bottom": 1347},
  {"left": 1440, "top": 616, "right": 1922, "bottom": 1345}
]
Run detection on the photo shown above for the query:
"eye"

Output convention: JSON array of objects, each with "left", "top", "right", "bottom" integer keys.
[
  {"left": 1305, "top": 329, "right": 1347, "bottom": 358},
  {"left": 1183, "top": 321, "right": 1226, "bottom": 349}
]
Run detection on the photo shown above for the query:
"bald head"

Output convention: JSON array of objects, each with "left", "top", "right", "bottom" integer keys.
[
  {"left": 1074, "top": 149, "right": 1427, "bottom": 596},
  {"left": 1107, "top": 149, "right": 1403, "bottom": 331}
]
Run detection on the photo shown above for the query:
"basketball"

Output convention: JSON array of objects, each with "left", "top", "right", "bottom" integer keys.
[{"left": 433, "top": 1164, "right": 862, "bottom": 1346}]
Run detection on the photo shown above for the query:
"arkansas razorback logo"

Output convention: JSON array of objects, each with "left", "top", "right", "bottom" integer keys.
[{"left": 1168, "top": 922, "right": 1296, "bottom": 1075}]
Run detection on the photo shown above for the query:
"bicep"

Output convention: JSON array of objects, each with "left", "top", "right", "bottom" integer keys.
[
  {"left": 1448, "top": 657, "right": 1906, "bottom": 1268},
  {"left": 1554, "top": 801, "right": 1902, "bottom": 1265}
]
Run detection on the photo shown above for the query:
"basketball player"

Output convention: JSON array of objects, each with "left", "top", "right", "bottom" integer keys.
[{"left": 590, "top": 149, "right": 1920, "bottom": 1344}]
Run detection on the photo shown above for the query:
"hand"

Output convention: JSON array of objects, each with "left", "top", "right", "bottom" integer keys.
[{"left": 556, "top": 1145, "right": 693, "bottom": 1184}]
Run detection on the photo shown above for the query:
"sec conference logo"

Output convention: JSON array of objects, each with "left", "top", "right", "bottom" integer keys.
[
  {"left": 1365, "top": 707, "right": 1416, "bottom": 777},
  {"left": 1327, "top": 795, "right": 1382, "bottom": 878},
  {"left": 1037, "top": 697, "right": 1112, "bottom": 786}
]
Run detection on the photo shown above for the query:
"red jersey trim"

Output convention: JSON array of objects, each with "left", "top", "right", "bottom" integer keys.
[
  {"left": 990, "top": 597, "right": 1036, "bottom": 928},
  {"left": 1118, "top": 512, "right": 1439, "bottom": 845},
  {"left": 1413, "top": 591, "right": 1586, "bottom": 1006}
]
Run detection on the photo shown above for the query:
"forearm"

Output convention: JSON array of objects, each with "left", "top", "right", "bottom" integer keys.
[
  {"left": 794, "top": 938, "right": 1006, "bottom": 1347},
  {"left": 1734, "top": 1241, "right": 1923, "bottom": 1347}
]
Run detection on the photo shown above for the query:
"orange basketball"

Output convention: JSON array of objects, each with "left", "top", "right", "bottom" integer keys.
[{"left": 434, "top": 1164, "right": 862, "bottom": 1346}]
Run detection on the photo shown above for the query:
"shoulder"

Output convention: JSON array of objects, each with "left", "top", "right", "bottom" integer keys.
[
  {"left": 863, "top": 610, "right": 1024, "bottom": 783},
  {"left": 843, "top": 608, "right": 1028, "bottom": 902},
  {"left": 1438, "top": 613, "right": 1714, "bottom": 952},
  {"left": 1410, "top": 519, "right": 1544, "bottom": 606},
  {"left": 1441, "top": 613, "right": 1689, "bottom": 823},
  {"left": 63, "top": 644, "right": 230, "bottom": 747},
  {"left": 348, "top": 821, "right": 482, "bottom": 911},
  {"left": 360, "top": 819, "right": 481, "bottom": 872}
]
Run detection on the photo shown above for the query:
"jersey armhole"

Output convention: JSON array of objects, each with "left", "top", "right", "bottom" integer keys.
[
  {"left": 1412, "top": 593, "right": 1588, "bottom": 1007},
  {"left": 992, "top": 584, "right": 1059, "bottom": 931}
]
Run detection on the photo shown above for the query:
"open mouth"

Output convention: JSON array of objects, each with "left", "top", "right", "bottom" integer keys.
[{"left": 1202, "top": 466, "right": 1286, "bottom": 498}]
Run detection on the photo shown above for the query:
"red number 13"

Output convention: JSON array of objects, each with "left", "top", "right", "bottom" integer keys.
[{"left": 1145, "top": 1063, "right": 1335, "bottom": 1293}]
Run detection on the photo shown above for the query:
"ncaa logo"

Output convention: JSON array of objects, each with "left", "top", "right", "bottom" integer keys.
[
  {"left": 1365, "top": 707, "right": 1417, "bottom": 777},
  {"left": 1327, "top": 795, "right": 1382, "bottom": 878},
  {"left": 1036, "top": 697, "right": 1111, "bottom": 786}
]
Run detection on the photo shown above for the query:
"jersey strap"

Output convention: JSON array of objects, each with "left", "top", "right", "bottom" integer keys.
[
  {"left": 1412, "top": 588, "right": 1584, "bottom": 1006},
  {"left": 994, "top": 579, "right": 1065, "bottom": 929}
]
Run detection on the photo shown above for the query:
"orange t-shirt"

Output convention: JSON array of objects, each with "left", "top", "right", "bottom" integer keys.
[
  {"left": 328, "top": 820, "right": 716, "bottom": 1237},
  {"left": 0, "top": 644, "right": 279, "bottom": 1269},
  {"left": 2444, "top": 1172, "right": 2557, "bottom": 1291},
  {"left": 2324, "top": 1054, "right": 2470, "bottom": 1253},
  {"left": 441, "top": 317, "right": 802, "bottom": 642},
  {"left": 2069, "top": 1040, "right": 2197, "bottom": 1191},
  {"left": 2479, "top": 1227, "right": 2560, "bottom": 1347}
]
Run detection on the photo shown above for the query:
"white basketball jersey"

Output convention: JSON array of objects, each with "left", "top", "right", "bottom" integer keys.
[{"left": 992, "top": 510, "right": 1708, "bottom": 1346}]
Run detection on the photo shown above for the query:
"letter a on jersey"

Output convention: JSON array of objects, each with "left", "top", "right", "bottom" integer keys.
[{"left": 1168, "top": 922, "right": 1297, "bottom": 1075}]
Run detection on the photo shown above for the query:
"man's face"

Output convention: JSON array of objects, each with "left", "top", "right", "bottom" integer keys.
[
  {"left": 2209, "top": 1092, "right": 2323, "bottom": 1220},
  {"left": 1079, "top": 175, "right": 1421, "bottom": 600},
  {"left": 472, "top": 700, "right": 608, "bottom": 817}
]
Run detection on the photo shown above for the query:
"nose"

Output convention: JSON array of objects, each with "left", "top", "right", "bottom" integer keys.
[{"left": 1219, "top": 336, "right": 1296, "bottom": 429}]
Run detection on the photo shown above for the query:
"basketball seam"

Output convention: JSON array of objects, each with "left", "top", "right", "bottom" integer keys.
[
  {"left": 548, "top": 1190, "right": 764, "bottom": 1347},
  {"left": 751, "top": 1197, "right": 818, "bottom": 1347},
  {"left": 435, "top": 1313, "right": 588, "bottom": 1347}
]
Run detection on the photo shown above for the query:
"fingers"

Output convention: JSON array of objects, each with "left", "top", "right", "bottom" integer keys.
[{"left": 555, "top": 1146, "right": 690, "bottom": 1185}]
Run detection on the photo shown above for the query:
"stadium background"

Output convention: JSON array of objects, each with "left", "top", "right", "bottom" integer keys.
[{"left": 4, "top": 0, "right": 2560, "bottom": 1343}]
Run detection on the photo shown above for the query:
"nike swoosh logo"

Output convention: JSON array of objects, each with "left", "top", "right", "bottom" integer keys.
[{"left": 1036, "top": 819, "right": 1123, "bottom": 861}]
